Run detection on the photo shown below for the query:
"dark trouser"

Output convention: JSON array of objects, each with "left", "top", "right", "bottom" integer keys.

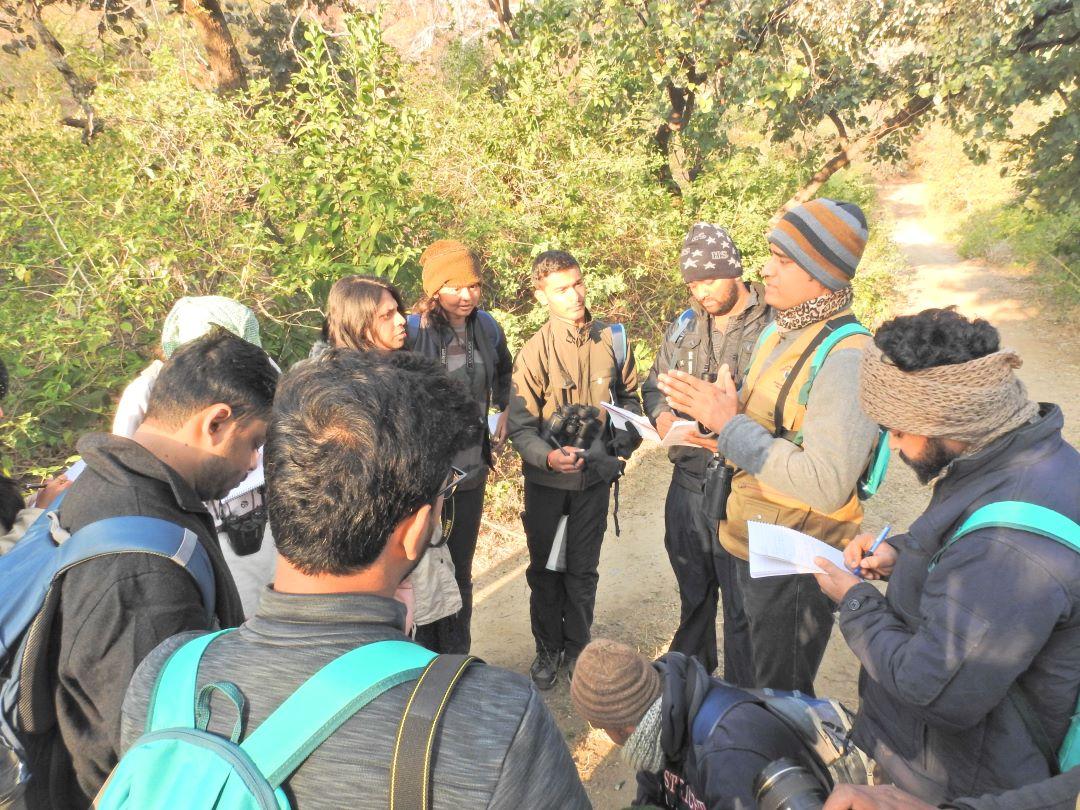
[
  {"left": 734, "top": 557, "right": 835, "bottom": 695},
  {"left": 522, "top": 479, "right": 610, "bottom": 659},
  {"left": 414, "top": 483, "right": 486, "bottom": 655},
  {"left": 664, "top": 477, "right": 754, "bottom": 686}
]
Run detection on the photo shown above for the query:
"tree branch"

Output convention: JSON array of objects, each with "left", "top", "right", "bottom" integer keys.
[
  {"left": 1017, "top": 31, "right": 1080, "bottom": 52},
  {"left": 486, "top": 0, "right": 515, "bottom": 38},
  {"left": 173, "top": 0, "right": 247, "bottom": 92}
]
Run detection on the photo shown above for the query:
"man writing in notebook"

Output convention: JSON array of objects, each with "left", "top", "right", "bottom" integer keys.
[
  {"left": 808, "top": 308, "right": 1080, "bottom": 805},
  {"left": 120, "top": 349, "right": 590, "bottom": 808}
]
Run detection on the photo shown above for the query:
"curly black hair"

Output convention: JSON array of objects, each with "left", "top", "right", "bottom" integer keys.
[{"left": 874, "top": 307, "right": 1000, "bottom": 372}]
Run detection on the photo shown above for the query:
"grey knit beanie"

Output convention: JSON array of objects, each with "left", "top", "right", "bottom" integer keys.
[
  {"left": 570, "top": 639, "right": 662, "bottom": 730},
  {"left": 679, "top": 223, "right": 743, "bottom": 282}
]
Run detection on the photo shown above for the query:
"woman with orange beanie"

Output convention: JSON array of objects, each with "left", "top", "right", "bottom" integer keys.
[{"left": 407, "top": 239, "right": 513, "bottom": 654}]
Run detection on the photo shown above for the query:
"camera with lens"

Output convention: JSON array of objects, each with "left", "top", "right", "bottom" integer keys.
[
  {"left": 702, "top": 454, "right": 733, "bottom": 523},
  {"left": 754, "top": 757, "right": 828, "bottom": 810},
  {"left": 544, "top": 404, "right": 604, "bottom": 451},
  {"left": 211, "top": 485, "right": 268, "bottom": 557}
]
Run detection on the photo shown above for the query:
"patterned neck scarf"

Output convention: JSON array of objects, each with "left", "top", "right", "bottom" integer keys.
[
  {"left": 622, "top": 697, "right": 664, "bottom": 773},
  {"left": 775, "top": 286, "right": 853, "bottom": 331}
]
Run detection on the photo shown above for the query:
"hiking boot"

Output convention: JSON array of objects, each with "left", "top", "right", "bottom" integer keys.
[
  {"left": 565, "top": 656, "right": 578, "bottom": 683},
  {"left": 530, "top": 650, "right": 561, "bottom": 690}
]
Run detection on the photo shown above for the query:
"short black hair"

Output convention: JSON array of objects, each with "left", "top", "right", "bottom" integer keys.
[
  {"left": 266, "top": 349, "right": 480, "bottom": 575},
  {"left": 0, "top": 475, "right": 22, "bottom": 534},
  {"left": 874, "top": 308, "right": 1000, "bottom": 372},
  {"left": 532, "top": 250, "right": 580, "bottom": 287},
  {"left": 145, "top": 328, "right": 278, "bottom": 428},
  {"left": 0, "top": 357, "right": 8, "bottom": 401}
]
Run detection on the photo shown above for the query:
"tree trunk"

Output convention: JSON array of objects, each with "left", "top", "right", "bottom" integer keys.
[
  {"left": 177, "top": 0, "right": 247, "bottom": 93},
  {"left": 25, "top": 0, "right": 99, "bottom": 142}
]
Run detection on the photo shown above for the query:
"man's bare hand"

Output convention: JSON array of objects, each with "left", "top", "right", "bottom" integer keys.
[
  {"left": 684, "top": 433, "right": 718, "bottom": 453},
  {"left": 823, "top": 785, "right": 935, "bottom": 810},
  {"left": 813, "top": 557, "right": 862, "bottom": 603},
  {"left": 34, "top": 474, "right": 71, "bottom": 509},
  {"left": 492, "top": 411, "right": 510, "bottom": 452},
  {"left": 547, "top": 447, "right": 585, "bottom": 474},
  {"left": 655, "top": 411, "right": 677, "bottom": 439},
  {"left": 657, "top": 364, "right": 738, "bottom": 435},
  {"left": 843, "top": 532, "right": 898, "bottom": 581}
]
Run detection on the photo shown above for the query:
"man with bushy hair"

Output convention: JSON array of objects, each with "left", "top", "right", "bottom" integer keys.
[
  {"left": 811, "top": 308, "right": 1079, "bottom": 803},
  {"left": 120, "top": 349, "right": 590, "bottom": 808}
]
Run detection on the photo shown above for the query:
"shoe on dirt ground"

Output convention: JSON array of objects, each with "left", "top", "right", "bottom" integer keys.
[{"left": 530, "top": 650, "right": 561, "bottom": 690}]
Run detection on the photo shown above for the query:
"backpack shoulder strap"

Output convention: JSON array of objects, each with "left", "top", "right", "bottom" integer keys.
[
  {"left": 799, "top": 320, "right": 871, "bottom": 406},
  {"left": 670, "top": 309, "right": 696, "bottom": 344},
  {"left": 390, "top": 653, "right": 480, "bottom": 810},
  {"left": 241, "top": 639, "right": 437, "bottom": 788},
  {"left": 146, "top": 628, "right": 234, "bottom": 732},
  {"left": 930, "top": 501, "right": 1080, "bottom": 571},
  {"left": 609, "top": 322, "right": 627, "bottom": 376},
  {"left": 56, "top": 516, "right": 216, "bottom": 624},
  {"left": 772, "top": 314, "right": 858, "bottom": 441},
  {"left": 475, "top": 310, "right": 503, "bottom": 351},
  {"left": 406, "top": 313, "right": 422, "bottom": 344},
  {"left": 691, "top": 682, "right": 757, "bottom": 747}
]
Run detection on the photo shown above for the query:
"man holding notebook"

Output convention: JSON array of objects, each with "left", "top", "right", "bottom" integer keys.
[{"left": 642, "top": 223, "right": 771, "bottom": 684}]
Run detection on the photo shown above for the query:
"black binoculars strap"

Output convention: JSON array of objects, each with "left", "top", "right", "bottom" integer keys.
[{"left": 390, "top": 654, "right": 479, "bottom": 810}]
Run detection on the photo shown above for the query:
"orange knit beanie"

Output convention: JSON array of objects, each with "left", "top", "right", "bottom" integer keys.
[{"left": 420, "top": 240, "right": 482, "bottom": 298}]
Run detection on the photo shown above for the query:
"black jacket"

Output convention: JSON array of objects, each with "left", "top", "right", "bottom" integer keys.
[
  {"left": 635, "top": 653, "right": 812, "bottom": 809},
  {"left": 642, "top": 284, "right": 772, "bottom": 481},
  {"left": 27, "top": 433, "right": 243, "bottom": 809},
  {"left": 842, "top": 404, "right": 1080, "bottom": 803}
]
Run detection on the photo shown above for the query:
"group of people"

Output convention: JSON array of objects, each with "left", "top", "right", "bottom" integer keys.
[{"left": 0, "top": 196, "right": 1074, "bottom": 810}]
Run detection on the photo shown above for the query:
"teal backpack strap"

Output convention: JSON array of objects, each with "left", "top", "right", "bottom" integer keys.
[
  {"left": 146, "top": 628, "right": 234, "bottom": 732},
  {"left": 240, "top": 639, "right": 436, "bottom": 788},
  {"left": 930, "top": 501, "right": 1080, "bottom": 570},
  {"left": 749, "top": 321, "right": 777, "bottom": 366},
  {"left": 857, "top": 428, "right": 890, "bottom": 500},
  {"left": 797, "top": 321, "right": 870, "bottom": 407}
]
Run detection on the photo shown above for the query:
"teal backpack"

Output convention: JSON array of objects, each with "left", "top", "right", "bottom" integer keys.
[
  {"left": 930, "top": 500, "right": 1080, "bottom": 773},
  {"left": 95, "top": 632, "right": 477, "bottom": 809}
]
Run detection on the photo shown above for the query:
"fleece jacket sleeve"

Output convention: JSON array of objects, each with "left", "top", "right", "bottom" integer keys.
[
  {"left": 57, "top": 556, "right": 207, "bottom": 803},
  {"left": 716, "top": 347, "right": 877, "bottom": 513},
  {"left": 488, "top": 686, "right": 591, "bottom": 809},
  {"left": 838, "top": 528, "right": 1073, "bottom": 733}
]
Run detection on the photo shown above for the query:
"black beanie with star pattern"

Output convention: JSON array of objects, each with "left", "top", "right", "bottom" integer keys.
[{"left": 679, "top": 222, "right": 743, "bottom": 282}]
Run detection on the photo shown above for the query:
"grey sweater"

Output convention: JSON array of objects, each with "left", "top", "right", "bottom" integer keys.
[
  {"left": 121, "top": 589, "right": 590, "bottom": 809},
  {"left": 716, "top": 325, "right": 877, "bottom": 512}
]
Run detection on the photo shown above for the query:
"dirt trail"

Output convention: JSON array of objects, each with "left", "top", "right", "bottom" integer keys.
[{"left": 468, "top": 176, "right": 1079, "bottom": 808}]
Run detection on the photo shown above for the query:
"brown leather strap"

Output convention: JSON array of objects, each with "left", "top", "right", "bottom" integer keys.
[{"left": 389, "top": 654, "right": 479, "bottom": 810}]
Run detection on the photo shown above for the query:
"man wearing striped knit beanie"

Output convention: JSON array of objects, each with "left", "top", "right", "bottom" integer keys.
[
  {"left": 657, "top": 199, "right": 880, "bottom": 695},
  {"left": 571, "top": 639, "right": 815, "bottom": 809}
]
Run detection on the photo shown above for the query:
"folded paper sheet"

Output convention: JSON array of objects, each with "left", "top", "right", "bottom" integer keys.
[
  {"left": 748, "top": 520, "right": 848, "bottom": 578},
  {"left": 600, "top": 402, "right": 702, "bottom": 448}
]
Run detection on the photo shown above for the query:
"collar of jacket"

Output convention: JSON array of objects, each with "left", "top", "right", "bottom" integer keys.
[
  {"left": 653, "top": 651, "right": 712, "bottom": 765},
  {"left": 250, "top": 587, "right": 410, "bottom": 637},
  {"left": 547, "top": 309, "right": 595, "bottom": 346},
  {"left": 906, "top": 403, "right": 1063, "bottom": 553},
  {"left": 75, "top": 432, "right": 207, "bottom": 516}
]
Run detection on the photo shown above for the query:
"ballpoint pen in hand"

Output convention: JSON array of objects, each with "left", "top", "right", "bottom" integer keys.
[{"left": 853, "top": 524, "right": 891, "bottom": 578}]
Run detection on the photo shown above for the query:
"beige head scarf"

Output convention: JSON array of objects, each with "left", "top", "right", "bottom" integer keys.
[{"left": 860, "top": 344, "right": 1039, "bottom": 453}]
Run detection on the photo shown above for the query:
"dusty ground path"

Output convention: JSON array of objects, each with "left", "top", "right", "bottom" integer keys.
[{"left": 467, "top": 175, "right": 1079, "bottom": 808}]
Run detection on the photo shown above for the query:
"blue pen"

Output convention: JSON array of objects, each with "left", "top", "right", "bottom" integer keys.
[{"left": 853, "top": 524, "right": 891, "bottom": 577}]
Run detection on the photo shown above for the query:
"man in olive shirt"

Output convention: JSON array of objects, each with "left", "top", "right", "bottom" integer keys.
[{"left": 508, "top": 250, "right": 643, "bottom": 689}]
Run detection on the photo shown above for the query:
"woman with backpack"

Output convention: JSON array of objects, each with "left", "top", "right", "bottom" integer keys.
[{"left": 407, "top": 240, "right": 513, "bottom": 655}]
